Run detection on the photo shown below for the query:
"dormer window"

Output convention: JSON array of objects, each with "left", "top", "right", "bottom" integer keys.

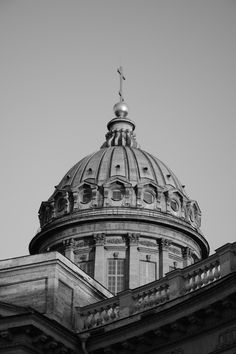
[
  {"left": 143, "top": 190, "right": 154, "bottom": 204},
  {"left": 57, "top": 197, "right": 66, "bottom": 212},
  {"left": 111, "top": 183, "right": 125, "bottom": 201},
  {"left": 170, "top": 199, "right": 179, "bottom": 212},
  {"left": 112, "top": 189, "right": 122, "bottom": 201},
  {"left": 81, "top": 187, "right": 92, "bottom": 204}
]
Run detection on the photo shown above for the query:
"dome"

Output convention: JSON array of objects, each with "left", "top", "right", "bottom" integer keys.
[
  {"left": 57, "top": 146, "right": 186, "bottom": 193},
  {"left": 29, "top": 70, "right": 209, "bottom": 292}
]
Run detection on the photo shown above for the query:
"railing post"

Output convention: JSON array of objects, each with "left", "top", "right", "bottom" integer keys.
[
  {"left": 119, "top": 290, "right": 133, "bottom": 317},
  {"left": 167, "top": 268, "right": 185, "bottom": 300},
  {"left": 215, "top": 243, "right": 236, "bottom": 277}
]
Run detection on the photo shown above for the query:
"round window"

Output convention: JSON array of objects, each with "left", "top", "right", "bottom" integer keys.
[
  {"left": 112, "top": 189, "right": 122, "bottom": 201},
  {"left": 143, "top": 191, "right": 154, "bottom": 204},
  {"left": 170, "top": 200, "right": 179, "bottom": 212},
  {"left": 82, "top": 188, "right": 92, "bottom": 203}
]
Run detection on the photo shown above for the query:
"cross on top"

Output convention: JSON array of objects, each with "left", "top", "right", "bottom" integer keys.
[{"left": 117, "top": 66, "right": 126, "bottom": 102}]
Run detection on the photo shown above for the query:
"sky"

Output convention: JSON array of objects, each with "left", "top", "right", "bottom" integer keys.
[{"left": 0, "top": 0, "right": 236, "bottom": 260}]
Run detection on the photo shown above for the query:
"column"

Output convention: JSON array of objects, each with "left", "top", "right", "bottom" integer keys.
[
  {"left": 127, "top": 233, "right": 140, "bottom": 289},
  {"left": 94, "top": 233, "right": 106, "bottom": 285}
]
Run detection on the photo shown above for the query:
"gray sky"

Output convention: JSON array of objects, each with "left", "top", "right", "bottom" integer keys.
[{"left": 1, "top": 0, "right": 236, "bottom": 259}]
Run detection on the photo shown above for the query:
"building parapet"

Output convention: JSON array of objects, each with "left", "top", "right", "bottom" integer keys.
[{"left": 75, "top": 242, "right": 236, "bottom": 332}]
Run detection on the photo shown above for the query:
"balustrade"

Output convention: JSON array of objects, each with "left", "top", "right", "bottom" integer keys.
[
  {"left": 76, "top": 300, "right": 119, "bottom": 331},
  {"left": 132, "top": 284, "right": 169, "bottom": 314},
  {"left": 76, "top": 242, "right": 236, "bottom": 333},
  {"left": 184, "top": 258, "right": 221, "bottom": 293}
]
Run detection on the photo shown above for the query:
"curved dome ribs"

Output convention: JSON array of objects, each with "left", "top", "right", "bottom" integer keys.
[
  {"left": 39, "top": 144, "right": 203, "bottom": 238},
  {"left": 122, "top": 146, "right": 130, "bottom": 181},
  {"left": 140, "top": 150, "right": 159, "bottom": 183}
]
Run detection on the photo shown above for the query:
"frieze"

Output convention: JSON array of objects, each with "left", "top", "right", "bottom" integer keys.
[
  {"left": 139, "top": 240, "right": 157, "bottom": 248},
  {"left": 75, "top": 239, "right": 91, "bottom": 248},
  {"left": 106, "top": 237, "right": 125, "bottom": 244},
  {"left": 138, "top": 247, "right": 158, "bottom": 254},
  {"left": 169, "top": 246, "right": 181, "bottom": 255}
]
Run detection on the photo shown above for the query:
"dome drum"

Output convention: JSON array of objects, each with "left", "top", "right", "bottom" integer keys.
[{"left": 30, "top": 222, "right": 203, "bottom": 291}]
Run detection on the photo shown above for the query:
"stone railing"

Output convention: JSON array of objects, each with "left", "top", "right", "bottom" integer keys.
[
  {"left": 75, "top": 242, "right": 236, "bottom": 332},
  {"left": 183, "top": 253, "right": 221, "bottom": 293}
]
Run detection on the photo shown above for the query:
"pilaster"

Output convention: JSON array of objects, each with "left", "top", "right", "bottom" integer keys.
[
  {"left": 127, "top": 233, "right": 140, "bottom": 289},
  {"left": 159, "top": 238, "right": 171, "bottom": 277},
  {"left": 182, "top": 247, "right": 192, "bottom": 267},
  {"left": 94, "top": 233, "right": 106, "bottom": 285}
]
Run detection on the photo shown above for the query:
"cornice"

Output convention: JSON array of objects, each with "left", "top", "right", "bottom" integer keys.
[{"left": 30, "top": 207, "right": 209, "bottom": 257}]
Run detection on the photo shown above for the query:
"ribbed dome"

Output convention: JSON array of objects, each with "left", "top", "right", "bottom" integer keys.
[{"left": 57, "top": 146, "right": 186, "bottom": 195}]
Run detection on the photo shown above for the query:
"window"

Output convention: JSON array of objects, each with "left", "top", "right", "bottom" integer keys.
[
  {"left": 107, "top": 259, "right": 125, "bottom": 294},
  {"left": 139, "top": 261, "right": 156, "bottom": 286},
  {"left": 57, "top": 197, "right": 66, "bottom": 212},
  {"left": 79, "top": 261, "right": 94, "bottom": 277},
  {"left": 81, "top": 187, "right": 92, "bottom": 204},
  {"left": 143, "top": 191, "right": 154, "bottom": 204},
  {"left": 170, "top": 199, "right": 179, "bottom": 212},
  {"left": 112, "top": 189, "right": 122, "bottom": 201}
]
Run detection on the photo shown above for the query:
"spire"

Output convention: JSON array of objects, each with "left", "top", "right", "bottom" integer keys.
[{"left": 101, "top": 68, "right": 139, "bottom": 149}]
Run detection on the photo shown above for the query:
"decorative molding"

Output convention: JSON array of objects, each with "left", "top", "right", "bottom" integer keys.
[
  {"left": 63, "top": 238, "right": 75, "bottom": 249},
  {"left": 106, "top": 237, "right": 125, "bottom": 244},
  {"left": 169, "top": 246, "right": 181, "bottom": 255},
  {"left": 94, "top": 233, "right": 106, "bottom": 245},
  {"left": 138, "top": 247, "right": 158, "bottom": 254},
  {"left": 139, "top": 240, "right": 157, "bottom": 248},
  {"left": 159, "top": 238, "right": 171, "bottom": 251},
  {"left": 127, "top": 233, "right": 140, "bottom": 245}
]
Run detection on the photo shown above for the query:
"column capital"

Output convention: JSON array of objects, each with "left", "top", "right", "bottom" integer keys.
[
  {"left": 63, "top": 238, "right": 75, "bottom": 249},
  {"left": 94, "top": 233, "right": 106, "bottom": 246},
  {"left": 159, "top": 238, "right": 171, "bottom": 251},
  {"left": 181, "top": 246, "right": 192, "bottom": 258},
  {"left": 127, "top": 233, "right": 140, "bottom": 245}
]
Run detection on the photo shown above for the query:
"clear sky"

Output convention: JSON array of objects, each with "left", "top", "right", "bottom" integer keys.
[{"left": 0, "top": 0, "right": 235, "bottom": 259}]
